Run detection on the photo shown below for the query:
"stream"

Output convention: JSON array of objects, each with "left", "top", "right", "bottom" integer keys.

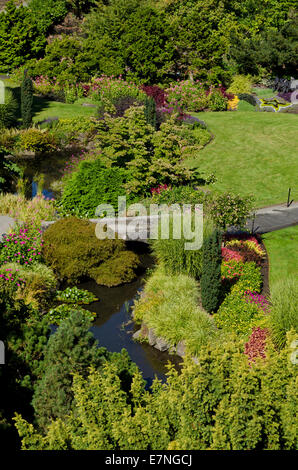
[{"left": 75, "top": 245, "right": 182, "bottom": 386}]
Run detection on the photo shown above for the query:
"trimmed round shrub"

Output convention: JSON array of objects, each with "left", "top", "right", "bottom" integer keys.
[{"left": 43, "top": 217, "right": 140, "bottom": 286}]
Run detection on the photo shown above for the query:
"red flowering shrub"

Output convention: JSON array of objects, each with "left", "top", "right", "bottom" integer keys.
[
  {"left": 221, "top": 246, "right": 244, "bottom": 263},
  {"left": 150, "top": 184, "right": 169, "bottom": 195},
  {"left": 223, "top": 235, "right": 265, "bottom": 265},
  {"left": 244, "top": 327, "right": 269, "bottom": 363},
  {"left": 141, "top": 85, "right": 167, "bottom": 108},
  {"left": 221, "top": 259, "right": 244, "bottom": 280}
]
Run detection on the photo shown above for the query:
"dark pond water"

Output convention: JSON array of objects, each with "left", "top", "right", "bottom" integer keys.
[{"left": 73, "top": 244, "right": 182, "bottom": 385}]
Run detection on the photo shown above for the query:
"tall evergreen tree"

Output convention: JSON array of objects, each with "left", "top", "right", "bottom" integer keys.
[
  {"left": 21, "top": 70, "right": 34, "bottom": 128},
  {"left": 144, "top": 96, "right": 157, "bottom": 129},
  {"left": 201, "top": 229, "right": 222, "bottom": 313},
  {"left": 31, "top": 309, "right": 109, "bottom": 430}
]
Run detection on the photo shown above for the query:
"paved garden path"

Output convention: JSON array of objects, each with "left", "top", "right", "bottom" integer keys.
[
  {"left": 0, "top": 216, "right": 15, "bottom": 240},
  {"left": 0, "top": 202, "right": 298, "bottom": 241},
  {"left": 244, "top": 201, "right": 298, "bottom": 234}
]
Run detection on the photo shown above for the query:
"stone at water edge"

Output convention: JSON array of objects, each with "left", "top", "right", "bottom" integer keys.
[
  {"left": 154, "top": 337, "right": 171, "bottom": 352},
  {"left": 148, "top": 328, "right": 157, "bottom": 346},
  {"left": 176, "top": 341, "right": 186, "bottom": 357},
  {"left": 132, "top": 329, "right": 142, "bottom": 340}
]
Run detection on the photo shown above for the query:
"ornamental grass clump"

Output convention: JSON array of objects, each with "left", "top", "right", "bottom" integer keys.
[
  {"left": 0, "top": 262, "right": 56, "bottom": 310},
  {"left": 0, "top": 194, "right": 57, "bottom": 225},
  {"left": 269, "top": 277, "right": 298, "bottom": 349}
]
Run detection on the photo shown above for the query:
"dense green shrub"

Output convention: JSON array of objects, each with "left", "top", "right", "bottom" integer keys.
[
  {"left": 227, "top": 75, "right": 253, "bottom": 95},
  {"left": 28, "top": 0, "right": 68, "bottom": 35},
  {"left": 31, "top": 309, "right": 111, "bottom": 430},
  {"left": 150, "top": 216, "right": 214, "bottom": 280},
  {"left": 25, "top": 36, "right": 90, "bottom": 83},
  {"left": 89, "top": 250, "right": 140, "bottom": 287},
  {"left": 207, "top": 89, "right": 228, "bottom": 111},
  {"left": 83, "top": 1, "right": 176, "bottom": 84},
  {"left": 144, "top": 96, "right": 157, "bottom": 129},
  {"left": 0, "top": 1, "right": 46, "bottom": 73},
  {"left": 229, "top": 12, "right": 298, "bottom": 77},
  {"left": 18, "top": 128, "right": 58, "bottom": 153},
  {"left": 201, "top": 229, "right": 222, "bottom": 313},
  {"left": 42, "top": 217, "right": 140, "bottom": 286},
  {"left": 58, "top": 160, "right": 133, "bottom": 218},
  {"left": 59, "top": 107, "right": 210, "bottom": 217},
  {"left": 210, "top": 192, "right": 255, "bottom": 230},
  {"left": 0, "top": 89, "right": 19, "bottom": 129},
  {"left": 15, "top": 334, "right": 298, "bottom": 450},
  {"left": 269, "top": 277, "right": 298, "bottom": 349}
]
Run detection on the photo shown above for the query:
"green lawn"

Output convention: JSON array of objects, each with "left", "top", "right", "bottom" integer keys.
[
  {"left": 252, "top": 87, "right": 276, "bottom": 99},
  {"left": 263, "top": 225, "right": 298, "bottom": 287},
  {"left": 1, "top": 79, "right": 96, "bottom": 122},
  {"left": 188, "top": 111, "right": 298, "bottom": 208},
  {"left": 32, "top": 96, "right": 96, "bottom": 122}
]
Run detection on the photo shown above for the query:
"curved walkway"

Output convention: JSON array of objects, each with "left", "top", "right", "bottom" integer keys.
[{"left": 0, "top": 202, "right": 298, "bottom": 241}]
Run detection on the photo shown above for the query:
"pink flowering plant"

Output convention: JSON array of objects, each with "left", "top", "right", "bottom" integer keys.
[
  {"left": 0, "top": 267, "right": 26, "bottom": 292},
  {"left": 0, "top": 224, "right": 44, "bottom": 266},
  {"left": 244, "top": 291, "right": 270, "bottom": 313},
  {"left": 166, "top": 80, "right": 209, "bottom": 112},
  {"left": 89, "top": 75, "right": 146, "bottom": 105}
]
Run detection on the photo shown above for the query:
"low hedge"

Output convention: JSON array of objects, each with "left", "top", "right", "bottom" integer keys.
[{"left": 214, "top": 261, "right": 264, "bottom": 337}]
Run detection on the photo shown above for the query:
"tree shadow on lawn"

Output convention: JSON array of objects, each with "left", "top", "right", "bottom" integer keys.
[{"left": 32, "top": 95, "right": 56, "bottom": 121}]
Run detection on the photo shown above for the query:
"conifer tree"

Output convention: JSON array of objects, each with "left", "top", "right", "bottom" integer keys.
[
  {"left": 201, "top": 229, "right": 222, "bottom": 313},
  {"left": 144, "top": 95, "right": 157, "bottom": 129},
  {"left": 31, "top": 309, "right": 108, "bottom": 430}
]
